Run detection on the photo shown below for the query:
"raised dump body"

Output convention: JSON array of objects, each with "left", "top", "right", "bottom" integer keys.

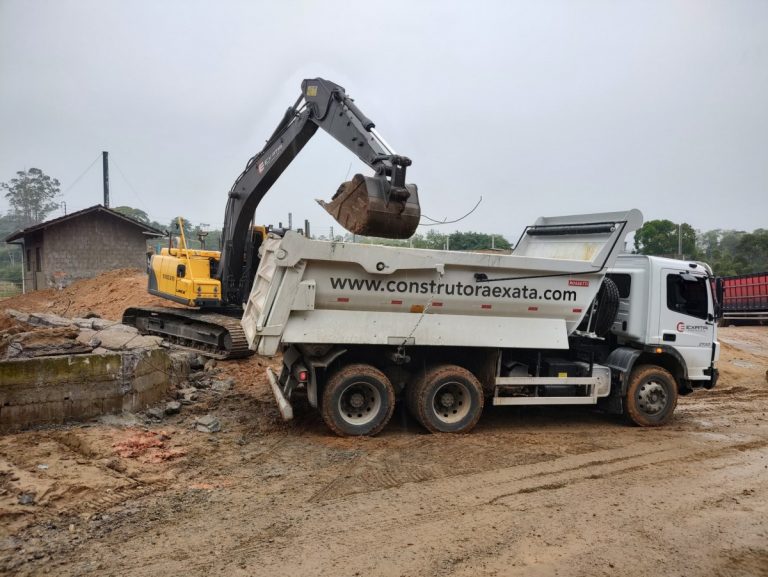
[{"left": 243, "top": 209, "right": 643, "bottom": 357}]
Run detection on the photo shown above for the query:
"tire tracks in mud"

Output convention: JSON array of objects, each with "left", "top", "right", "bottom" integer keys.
[{"left": 109, "top": 432, "right": 768, "bottom": 577}]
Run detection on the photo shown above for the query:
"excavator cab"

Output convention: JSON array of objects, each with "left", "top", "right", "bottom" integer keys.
[{"left": 319, "top": 173, "right": 420, "bottom": 239}]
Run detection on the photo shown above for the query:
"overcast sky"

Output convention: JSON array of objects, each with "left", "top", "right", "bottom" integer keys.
[{"left": 1, "top": 0, "right": 766, "bottom": 240}]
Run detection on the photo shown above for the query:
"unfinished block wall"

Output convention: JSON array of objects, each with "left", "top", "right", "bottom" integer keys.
[{"left": 43, "top": 212, "right": 148, "bottom": 288}]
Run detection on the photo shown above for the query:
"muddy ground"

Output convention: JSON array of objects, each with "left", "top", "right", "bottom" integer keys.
[{"left": 1, "top": 326, "right": 767, "bottom": 577}]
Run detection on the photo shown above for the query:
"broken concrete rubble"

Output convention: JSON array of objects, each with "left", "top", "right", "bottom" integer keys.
[
  {"left": 195, "top": 414, "right": 221, "bottom": 433},
  {"left": 211, "top": 378, "right": 235, "bottom": 392},
  {"left": 2, "top": 309, "right": 162, "bottom": 360},
  {"left": 165, "top": 401, "right": 182, "bottom": 415}
]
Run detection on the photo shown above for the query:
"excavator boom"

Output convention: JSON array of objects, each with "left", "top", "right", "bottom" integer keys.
[
  {"left": 219, "top": 77, "right": 420, "bottom": 305},
  {"left": 124, "top": 78, "right": 420, "bottom": 358}
]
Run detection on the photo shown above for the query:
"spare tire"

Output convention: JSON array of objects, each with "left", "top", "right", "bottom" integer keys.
[
  {"left": 592, "top": 277, "right": 620, "bottom": 337},
  {"left": 578, "top": 277, "right": 620, "bottom": 337}
]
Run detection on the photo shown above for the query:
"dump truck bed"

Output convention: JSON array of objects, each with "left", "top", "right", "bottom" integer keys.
[{"left": 242, "top": 210, "right": 642, "bottom": 356}]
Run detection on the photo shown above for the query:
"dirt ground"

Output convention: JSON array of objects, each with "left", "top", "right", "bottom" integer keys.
[
  {"left": 1, "top": 275, "right": 767, "bottom": 576},
  {"left": 0, "top": 269, "right": 178, "bottom": 321}
]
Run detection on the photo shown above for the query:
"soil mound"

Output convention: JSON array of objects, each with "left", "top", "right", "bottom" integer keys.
[{"left": 0, "top": 269, "right": 180, "bottom": 321}]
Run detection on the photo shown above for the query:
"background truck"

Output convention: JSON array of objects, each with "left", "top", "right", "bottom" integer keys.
[
  {"left": 719, "top": 272, "right": 768, "bottom": 324},
  {"left": 242, "top": 209, "right": 720, "bottom": 436}
]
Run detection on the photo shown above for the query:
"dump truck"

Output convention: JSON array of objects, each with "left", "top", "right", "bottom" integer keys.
[{"left": 242, "top": 209, "right": 721, "bottom": 436}]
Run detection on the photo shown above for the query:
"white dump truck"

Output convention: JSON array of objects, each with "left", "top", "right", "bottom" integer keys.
[{"left": 242, "top": 209, "right": 720, "bottom": 436}]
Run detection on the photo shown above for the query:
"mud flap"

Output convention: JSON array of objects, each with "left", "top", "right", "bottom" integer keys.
[{"left": 318, "top": 173, "right": 420, "bottom": 239}]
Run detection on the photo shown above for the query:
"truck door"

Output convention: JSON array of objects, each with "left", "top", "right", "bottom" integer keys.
[{"left": 659, "top": 270, "right": 716, "bottom": 381}]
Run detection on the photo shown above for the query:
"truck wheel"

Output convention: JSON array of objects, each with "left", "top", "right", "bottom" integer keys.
[
  {"left": 413, "top": 365, "right": 484, "bottom": 433},
  {"left": 624, "top": 365, "right": 678, "bottom": 426},
  {"left": 321, "top": 364, "right": 395, "bottom": 436},
  {"left": 404, "top": 369, "right": 424, "bottom": 420}
]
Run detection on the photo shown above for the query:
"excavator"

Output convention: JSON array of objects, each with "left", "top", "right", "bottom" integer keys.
[{"left": 123, "top": 77, "right": 420, "bottom": 358}]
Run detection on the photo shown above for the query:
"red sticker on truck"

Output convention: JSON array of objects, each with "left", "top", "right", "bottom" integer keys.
[{"left": 568, "top": 279, "right": 590, "bottom": 287}]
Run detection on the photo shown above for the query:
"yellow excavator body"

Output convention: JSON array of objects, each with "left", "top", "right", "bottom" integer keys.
[
  {"left": 149, "top": 247, "right": 224, "bottom": 306},
  {"left": 148, "top": 222, "right": 267, "bottom": 307}
]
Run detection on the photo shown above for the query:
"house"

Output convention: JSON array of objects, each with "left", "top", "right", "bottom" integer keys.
[{"left": 4, "top": 205, "right": 164, "bottom": 292}]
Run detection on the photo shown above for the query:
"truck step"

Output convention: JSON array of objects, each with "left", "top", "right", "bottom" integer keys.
[
  {"left": 492, "top": 396, "right": 597, "bottom": 406},
  {"left": 493, "top": 374, "right": 603, "bottom": 406}
]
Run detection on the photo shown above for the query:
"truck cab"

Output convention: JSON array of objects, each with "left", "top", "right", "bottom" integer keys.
[{"left": 609, "top": 255, "right": 719, "bottom": 394}]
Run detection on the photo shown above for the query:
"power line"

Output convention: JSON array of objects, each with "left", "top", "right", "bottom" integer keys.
[
  {"left": 110, "top": 155, "right": 149, "bottom": 212},
  {"left": 420, "top": 196, "right": 482, "bottom": 226},
  {"left": 61, "top": 153, "right": 102, "bottom": 198}
]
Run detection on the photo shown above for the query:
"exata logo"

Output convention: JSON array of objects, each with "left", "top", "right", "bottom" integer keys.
[
  {"left": 676, "top": 322, "right": 709, "bottom": 333},
  {"left": 568, "top": 279, "right": 590, "bottom": 287},
  {"left": 258, "top": 161, "right": 265, "bottom": 174}
]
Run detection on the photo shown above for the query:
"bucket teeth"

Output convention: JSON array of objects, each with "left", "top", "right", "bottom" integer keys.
[{"left": 317, "top": 174, "right": 420, "bottom": 239}]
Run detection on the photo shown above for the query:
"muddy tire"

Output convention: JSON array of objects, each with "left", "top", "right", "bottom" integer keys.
[
  {"left": 404, "top": 368, "right": 424, "bottom": 421},
  {"left": 624, "top": 365, "right": 678, "bottom": 427},
  {"left": 321, "top": 364, "right": 395, "bottom": 437},
  {"left": 412, "top": 365, "right": 484, "bottom": 434}
]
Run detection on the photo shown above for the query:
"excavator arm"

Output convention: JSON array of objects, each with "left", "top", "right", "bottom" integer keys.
[{"left": 218, "top": 77, "right": 420, "bottom": 305}]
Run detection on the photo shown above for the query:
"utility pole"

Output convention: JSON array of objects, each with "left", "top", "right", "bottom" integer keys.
[
  {"left": 102, "top": 151, "right": 110, "bottom": 208},
  {"left": 678, "top": 223, "right": 683, "bottom": 259},
  {"left": 288, "top": 212, "right": 293, "bottom": 230},
  {"left": 304, "top": 219, "right": 310, "bottom": 239}
]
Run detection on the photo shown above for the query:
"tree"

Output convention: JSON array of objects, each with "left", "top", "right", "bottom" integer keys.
[
  {"left": 113, "top": 205, "right": 150, "bottom": 224},
  {"left": 447, "top": 231, "right": 512, "bottom": 251},
  {"left": 169, "top": 216, "right": 194, "bottom": 243},
  {"left": 1, "top": 168, "right": 60, "bottom": 227},
  {"left": 735, "top": 230, "right": 768, "bottom": 274},
  {"left": 634, "top": 219, "right": 697, "bottom": 258}
]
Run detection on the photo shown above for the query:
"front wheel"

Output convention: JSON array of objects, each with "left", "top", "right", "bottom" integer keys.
[
  {"left": 624, "top": 365, "right": 678, "bottom": 426},
  {"left": 412, "top": 365, "right": 484, "bottom": 433},
  {"left": 321, "top": 364, "right": 395, "bottom": 436}
]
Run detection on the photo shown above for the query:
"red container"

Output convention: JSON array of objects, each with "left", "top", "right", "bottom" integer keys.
[{"left": 721, "top": 273, "right": 768, "bottom": 315}]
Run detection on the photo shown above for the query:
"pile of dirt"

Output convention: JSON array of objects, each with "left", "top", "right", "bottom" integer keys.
[{"left": 0, "top": 269, "right": 179, "bottom": 321}]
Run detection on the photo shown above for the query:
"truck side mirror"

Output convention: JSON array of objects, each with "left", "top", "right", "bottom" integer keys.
[{"left": 714, "top": 277, "right": 724, "bottom": 320}]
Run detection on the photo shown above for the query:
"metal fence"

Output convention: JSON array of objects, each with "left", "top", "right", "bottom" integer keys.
[{"left": 0, "top": 273, "right": 22, "bottom": 299}]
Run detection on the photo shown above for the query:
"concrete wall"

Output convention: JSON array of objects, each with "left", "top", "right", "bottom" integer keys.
[
  {"left": 0, "top": 349, "right": 184, "bottom": 432},
  {"left": 42, "top": 212, "right": 149, "bottom": 289}
]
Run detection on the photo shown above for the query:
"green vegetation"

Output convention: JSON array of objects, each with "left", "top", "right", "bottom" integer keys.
[
  {"left": 0, "top": 205, "right": 25, "bottom": 290},
  {"left": 335, "top": 229, "right": 512, "bottom": 251},
  {"left": 634, "top": 219, "right": 768, "bottom": 276}
]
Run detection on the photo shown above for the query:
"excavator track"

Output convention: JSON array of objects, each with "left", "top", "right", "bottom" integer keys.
[{"left": 122, "top": 307, "right": 252, "bottom": 360}]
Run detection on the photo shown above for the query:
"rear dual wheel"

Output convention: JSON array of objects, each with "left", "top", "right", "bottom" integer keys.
[
  {"left": 409, "top": 364, "right": 484, "bottom": 434},
  {"left": 322, "top": 364, "right": 395, "bottom": 437}
]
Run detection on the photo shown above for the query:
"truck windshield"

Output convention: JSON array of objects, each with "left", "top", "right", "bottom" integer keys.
[{"left": 667, "top": 274, "right": 709, "bottom": 320}]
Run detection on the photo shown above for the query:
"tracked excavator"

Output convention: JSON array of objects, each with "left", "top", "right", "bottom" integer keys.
[{"left": 123, "top": 78, "right": 420, "bottom": 358}]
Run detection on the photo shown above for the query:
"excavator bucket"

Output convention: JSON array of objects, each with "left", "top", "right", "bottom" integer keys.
[{"left": 318, "top": 174, "right": 420, "bottom": 239}]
